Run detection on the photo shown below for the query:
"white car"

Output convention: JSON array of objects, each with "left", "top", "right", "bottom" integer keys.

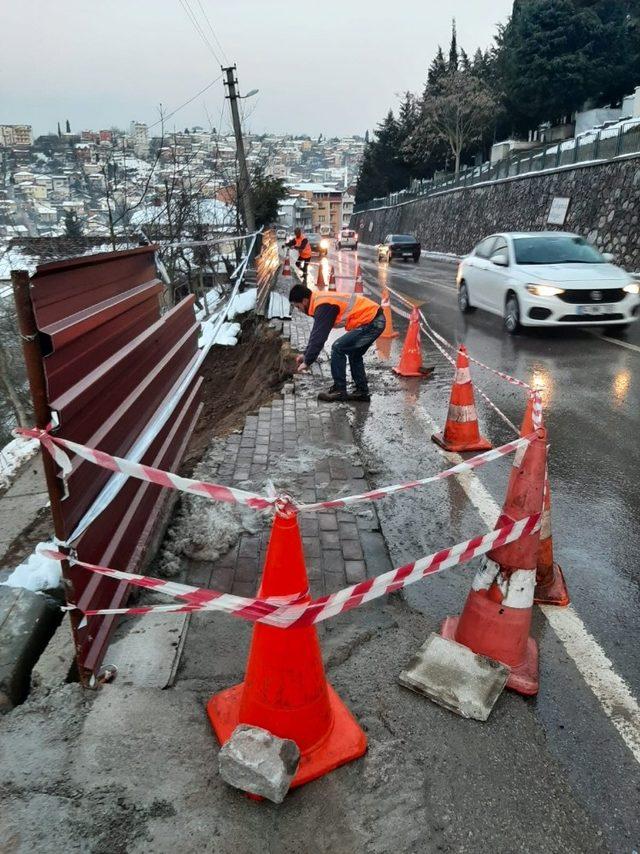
[
  {"left": 456, "top": 232, "right": 640, "bottom": 333},
  {"left": 337, "top": 228, "right": 358, "bottom": 250}
]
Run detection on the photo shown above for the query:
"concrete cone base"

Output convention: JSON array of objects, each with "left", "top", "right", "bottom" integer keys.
[
  {"left": 431, "top": 433, "right": 493, "bottom": 453},
  {"left": 534, "top": 563, "right": 570, "bottom": 607},
  {"left": 207, "top": 682, "right": 367, "bottom": 790},
  {"left": 441, "top": 616, "right": 539, "bottom": 696}
]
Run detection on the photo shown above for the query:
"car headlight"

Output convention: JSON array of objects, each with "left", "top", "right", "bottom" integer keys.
[
  {"left": 525, "top": 284, "right": 566, "bottom": 297},
  {"left": 320, "top": 238, "right": 329, "bottom": 249},
  {"left": 623, "top": 282, "right": 640, "bottom": 295}
]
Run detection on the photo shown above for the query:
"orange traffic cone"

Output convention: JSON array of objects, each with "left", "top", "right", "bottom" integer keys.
[
  {"left": 354, "top": 265, "right": 364, "bottom": 293},
  {"left": 316, "top": 264, "right": 326, "bottom": 289},
  {"left": 282, "top": 254, "right": 291, "bottom": 277},
  {"left": 519, "top": 394, "right": 570, "bottom": 607},
  {"left": 432, "top": 345, "right": 492, "bottom": 453},
  {"left": 441, "top": 428, "right": 547, "bottom": 695},
  {"left": 207, "top": 510, "right": 367, "bottom": 790},
  {"left": 379, "top": 288, "right": 399, "bottom": 339},
  {"left": 392, "top": 307, "right": 431, "bottom": 377},
  {"left": 328, "top": 266, "right": 336, "bottom": 291}
]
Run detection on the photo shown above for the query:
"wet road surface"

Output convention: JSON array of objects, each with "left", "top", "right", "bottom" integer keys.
[{"left": 306, "top": 243, "right": 640, "bottom": 851}]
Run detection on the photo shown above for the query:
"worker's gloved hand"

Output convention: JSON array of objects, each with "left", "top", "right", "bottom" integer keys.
[
  {"left": 296, "top": 361, "right": 309, "bottom": 373},
  {"left": 295, "top": 354, "right": 305, "bottom": 365}
]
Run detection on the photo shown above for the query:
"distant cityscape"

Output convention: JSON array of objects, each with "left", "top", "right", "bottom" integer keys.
[{"left": 0, "top": 122, "right": 364, "bottom": 246}]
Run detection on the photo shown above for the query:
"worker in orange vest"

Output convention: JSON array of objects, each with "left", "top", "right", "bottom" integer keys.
[
  {"left": 285, "top": 227, "right": 312, "bottom": 283},
  {"left": 288, "top": 283, "right": 385, "bottom": 402}
]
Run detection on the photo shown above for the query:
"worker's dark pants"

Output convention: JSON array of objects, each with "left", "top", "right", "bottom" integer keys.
[
  {"left": 296, "top": 258, "right": 310, "bottom": 282},
  {"left": 330, "top": 311, "right": 385, "bottom": 393}
]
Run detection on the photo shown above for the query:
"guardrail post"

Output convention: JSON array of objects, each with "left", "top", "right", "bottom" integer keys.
[
  {"left": 593, "top": 131, "right": 600, "bottom": 160},
  {"left": 615, "top": 126, "right": 623, "bottom": 157}
]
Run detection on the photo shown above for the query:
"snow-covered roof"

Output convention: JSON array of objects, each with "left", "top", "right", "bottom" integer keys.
[
  {"left": 130, "top": 198, "right": 235, "bottom": 227},
  {"left": 289, "top": 182, "right": 343, "bottom": 195}
]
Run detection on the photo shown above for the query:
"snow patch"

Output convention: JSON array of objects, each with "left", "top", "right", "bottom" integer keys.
[
  {"left": 199, "top": 318, "right": 241, "bottom": 350},
  {"left": 227, "top": 288, "right": 257, "bottom": 320},
  {"left": 158, "top": 496, "right": 262, "bottom": 577},
  {"left": 0, "top": 436, "right": 39, "bottom": 490},
  {"left": 2, "top": 543, "right": 62, "bottom": 591}
]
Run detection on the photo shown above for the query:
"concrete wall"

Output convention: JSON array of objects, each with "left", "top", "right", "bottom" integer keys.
[{"left": 351, "top": 154, "right": 640, "bottom": 270}]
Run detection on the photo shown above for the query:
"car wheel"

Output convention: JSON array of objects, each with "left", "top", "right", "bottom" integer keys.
[
  {"left": 354, "top": 243, "right": 358, "bottom": 250},
  {"left": 504, "top": 293, "right": 521, "bottom": 334},
  {"left": 458, "top": 281, "right": 475, "bottom": 314}
]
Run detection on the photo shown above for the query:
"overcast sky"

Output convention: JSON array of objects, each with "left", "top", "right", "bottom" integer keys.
[{"left": 3, "top": 0, "right": 514, "bottom": 138}]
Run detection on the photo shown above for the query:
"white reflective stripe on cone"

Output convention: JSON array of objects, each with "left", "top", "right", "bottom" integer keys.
[
  {"left": 455, "top": 367, "right": 472, "bottom": 384},
  {"left": 502, "top": 569, "right": 536, "bottom": 609},
  {"left": 472, "top": 557, "right": 501, "bottom": 592},
  {"left": 447, "top": 403, "right": 477, "bottom": 423}
]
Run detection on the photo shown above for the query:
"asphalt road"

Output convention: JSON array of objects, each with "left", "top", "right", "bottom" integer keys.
[{"left": 308, "top": 243, "right": 640, "bottom": 851}]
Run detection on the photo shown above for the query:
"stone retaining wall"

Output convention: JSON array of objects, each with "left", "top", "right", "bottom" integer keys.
[{"left": 351, "top": 155, "right": 640, "bottom": 270}]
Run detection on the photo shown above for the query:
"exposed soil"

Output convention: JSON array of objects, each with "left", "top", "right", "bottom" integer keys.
[{"left": 181, "top": 317, "right": 297, "bottom": 474}]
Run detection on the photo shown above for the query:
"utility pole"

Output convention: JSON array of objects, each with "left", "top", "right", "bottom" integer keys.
[{"left": 222, "top": 65, "right": 256, "bottom": 235}]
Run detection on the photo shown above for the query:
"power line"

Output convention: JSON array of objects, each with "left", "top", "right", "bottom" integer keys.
[
  {"left": 177, "top": 0, "right": 222, "bottom": 65},
  {"left": 193, "top": 0, "right": 228, "bottom": 63},
  {"left": 147, "top": 75, "right": 223, "bottom": 131}
]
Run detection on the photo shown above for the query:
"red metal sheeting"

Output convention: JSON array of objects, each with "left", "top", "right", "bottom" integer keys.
[{"left": 25, "top": 245, "right": 201, "bottom": 679}]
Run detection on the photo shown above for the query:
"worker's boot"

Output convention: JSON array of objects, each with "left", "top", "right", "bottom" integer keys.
[
  {"left": 317, "top": 386, "right": 347, "bottom": 402},
  {"left": 347, "top": 388, "right": 371, "bottom": 403}
]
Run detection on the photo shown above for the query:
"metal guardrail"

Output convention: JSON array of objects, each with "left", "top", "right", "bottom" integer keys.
[{"left": 354, "top": 121, "right": 640, "bottom": 213}]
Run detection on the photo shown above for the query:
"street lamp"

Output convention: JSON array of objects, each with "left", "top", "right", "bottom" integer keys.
[{"left": 240, "top": 89, "right": 259, "bottom": 99}]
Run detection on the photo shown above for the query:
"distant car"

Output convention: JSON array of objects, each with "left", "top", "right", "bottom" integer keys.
[
  {"left": 456, "top": 231, "right": 640, "bottom": 333},
  {"left": 276, "top": 228, "right": 287, "bottom": 240},
  {"left": 377, "top": 234, "right": 421, "bottom": 263},
  {"left": 308, "top": 233, "right": 330, "bottom": 257},
  {"left": 337, "top": 228, "right": 358, "bottom": 251}
]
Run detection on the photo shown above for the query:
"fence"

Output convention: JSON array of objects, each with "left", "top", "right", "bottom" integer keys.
[
  {"left": 354, "top": 119, "right": 640, "bottom": 213},
  {"left": 12, "top": 246, "right": 202, "bottom": 681}
]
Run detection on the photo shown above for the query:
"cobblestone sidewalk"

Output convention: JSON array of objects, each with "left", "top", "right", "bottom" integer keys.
[{"left": 181, "top": 310, "right": 392, "bottom": 604}]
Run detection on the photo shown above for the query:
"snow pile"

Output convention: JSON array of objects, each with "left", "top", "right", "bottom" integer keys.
[
  {"left": 227, "top": 288, "right": 257, "bottom": 320},
  {"left": 199, "top": 318, "right": 241, "bottom": 350},
  {"left": 0, "top": 436, "right": 39, "bottom": 490},
  {"left": 421, "top": 250, "right": 462, "bottom": 265},
  {"left": 2, "top": 543, "right": 62, "bottom": 592},
  {"left": 158, "top": 496, "right": 262, "bottom": 577}
]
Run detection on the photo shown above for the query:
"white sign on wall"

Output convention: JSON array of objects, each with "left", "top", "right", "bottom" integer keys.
[
  {"left": 368, "top": 221, "right": 373, "bottom": 232},
  {"left": 547, "top": 196, "right": 571, "bottom": 226}
]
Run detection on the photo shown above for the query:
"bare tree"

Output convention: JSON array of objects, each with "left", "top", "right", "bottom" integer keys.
[{"left": 418, "top": 71, "right": 496, "bottom": 175}]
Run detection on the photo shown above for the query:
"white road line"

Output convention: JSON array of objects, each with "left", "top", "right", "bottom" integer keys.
[
  {"left": 415, "top": 405, "right": 640, "bottom": 765},
  {"left": 585, "top": 329, "right": 640, "bottom": 355}
]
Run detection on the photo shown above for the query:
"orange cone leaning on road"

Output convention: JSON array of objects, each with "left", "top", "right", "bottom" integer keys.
[
  {"left": 432, "top": 345, "right": 492, "bottom": 453},
  {"left": 207, "top": 509, "right": 367, "bottom": 789},
  {"left": 441, "top": 428, "right": 547, "bottom": 695},
  {"left": 354, "top": 265, "right": 364, "bottom": 293},
  {"left": 316, "top": 263, "right": 326, "bottom": 289},
  {"left": 379, "top": 288, "right": 399, "bottom": 339},
  {"left": 519, "top": 394, "right": 570, "bottom": 607},
  {"left": 393, "top": 307, "right": 428, "bottom": 377},
  {"left": 328, "top": 266, "right": 336, "bottom": 291},
  {"left": 282, "top": 253, "right": 291, "bottom": 277}
]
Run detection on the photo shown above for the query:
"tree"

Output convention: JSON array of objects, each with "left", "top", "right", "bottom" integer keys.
[
  {"left": 427, "top": 46, "right": 448, "bottom": 92},
  {"left": 364, "top": 129, "right": 370, "bottom": 144},
  {"left": 419, "top": 71, "right": 497, "bottom": 174},
  {"left": 57, "top": 122, "right": 61, "bottom": 138},
  {"left": 65, "top": 119, "right": 71, "bottom": 133},
  {"left": 355, "top": 110, "right": 412, "bottom": 202},
  {"left": 250, "top": 163, "right": 288, "bottom": 228},
  {"left": 64, "top": 210, "right": 83, "bottom": 238},
  {"left": 448, "top": 19, "right": 459, "bottom": 71},
  {"left": 499, "top": 0, "right": 610, "bottom": 133}
]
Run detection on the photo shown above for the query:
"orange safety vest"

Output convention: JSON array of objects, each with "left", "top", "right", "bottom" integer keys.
[
  {"left": 309, "top": 291, "right": 380, "bottom": 330},
  {"left": 294, "top": 233, "right": 312, "bottom": 260}
]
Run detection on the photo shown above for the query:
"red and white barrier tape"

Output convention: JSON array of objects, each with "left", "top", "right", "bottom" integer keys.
[
  {"left": 16, "top": 427, "right": 280, "bottom": 512},
  {"left": 44, "top": 512, "right": 540, "bottom": 626},
  {"left": 298, "top": 433, "right": 535, "bottom": 512},
  {"left": 16, "top": 426, "right": 534, "bottom": 517}
]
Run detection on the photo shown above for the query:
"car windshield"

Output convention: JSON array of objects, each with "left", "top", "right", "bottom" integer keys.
[
  {"left": 391, "top": 235, "right": 416, "bottom": 243},
  {"left": 513, "top": 235, "right": 605, "bottom": 265}
]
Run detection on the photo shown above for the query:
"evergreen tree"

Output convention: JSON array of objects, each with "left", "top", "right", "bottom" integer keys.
[
  {"left": 364, "top": 129, "right": 370, "bottom": 144},
  {"left": 355, "top": 110, "right": 412, "bottom": 203},
  {"left": 427, "top": 46, "right": 448, "bottom": 91},
  {"left": 57, "top": 122, "right": 61, "bottom": 138},
  {"left": 448, "top": 19, "right": 459, "bottom": 71},
  {"left": 65, "top": 119, "right": 71, "bottom": 133},
  {"left": 459, "top": 48, "right": 471, "bottom": 72}
]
